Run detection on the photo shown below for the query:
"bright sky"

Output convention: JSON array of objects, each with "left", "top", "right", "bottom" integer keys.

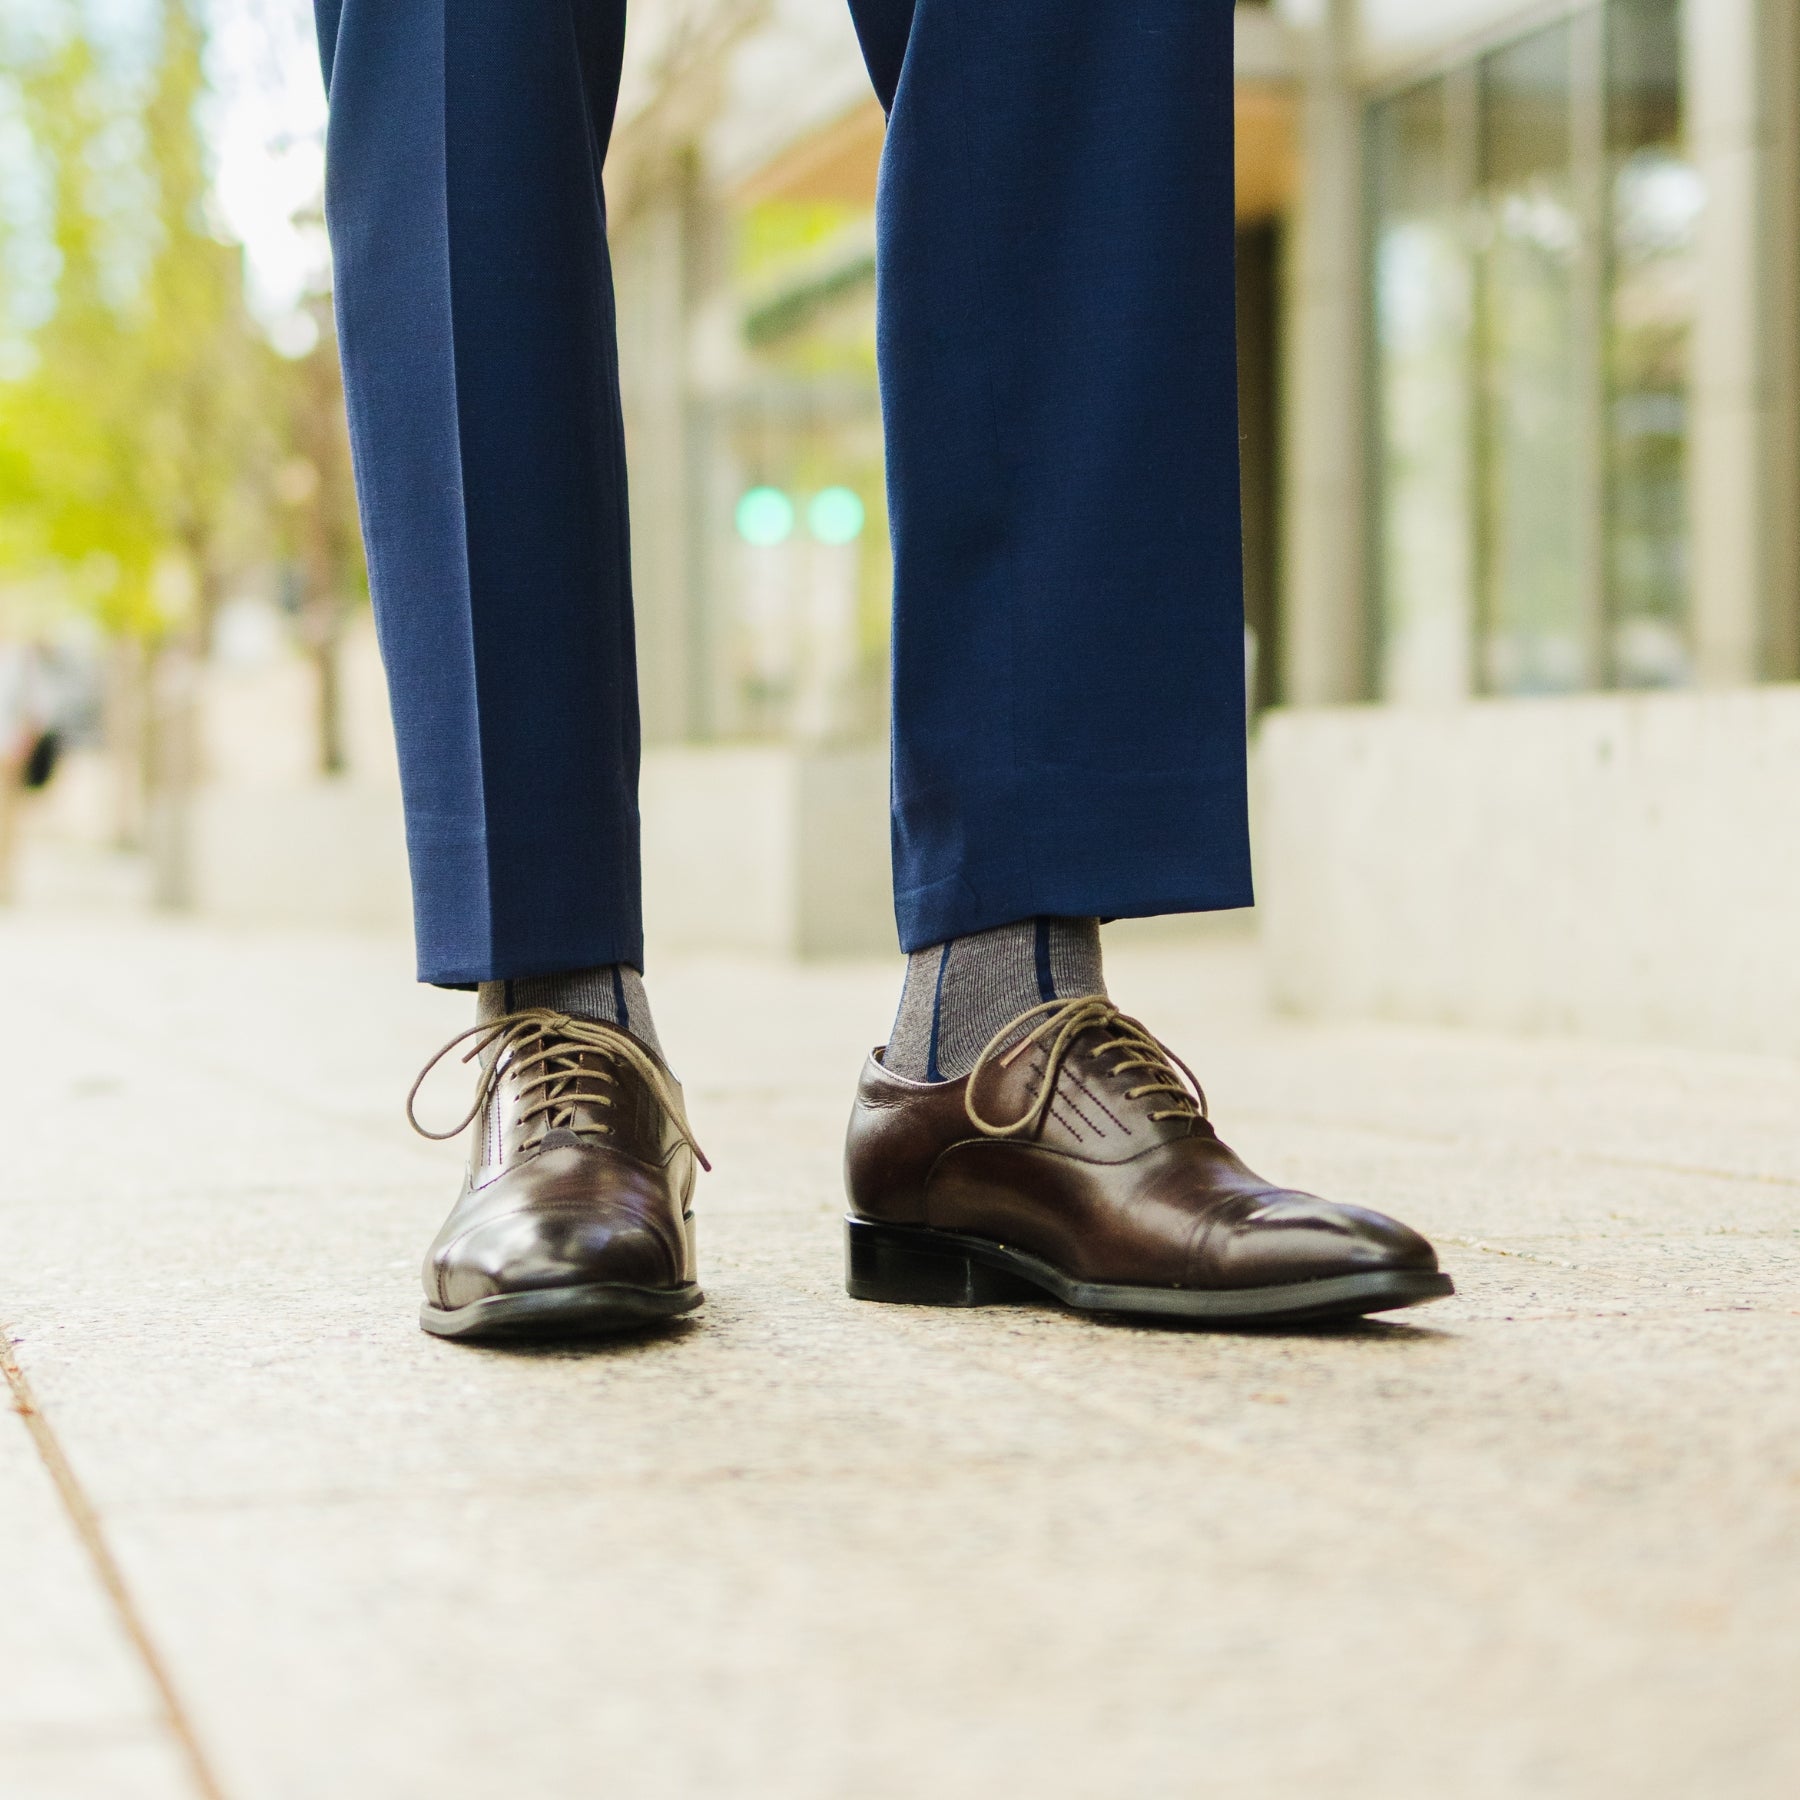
[
  {"left": 202, "top": 0, "right": 330, "bottom": 347},
  {"left": 2, "top": 0, "right": 333, "bottom": 346}
]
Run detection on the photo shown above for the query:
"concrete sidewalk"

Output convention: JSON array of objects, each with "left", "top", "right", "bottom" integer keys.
[{"left": 1, "top": 909, "right": 1797, "bottom": 1800}]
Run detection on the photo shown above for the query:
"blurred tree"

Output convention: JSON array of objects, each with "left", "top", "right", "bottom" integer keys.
[
  {"left": 0, "top": 22, "right": 163, "bottom": 632},
  {"left": 0, "top": 13, "right": 168, "bottom": 859},
  {"left": 0, "top": 0, "right": 365, "bottom": 894},
  {"left": 138, "top": 0, "right": 274, "bottom": 643},
  {"left": 272, "top": 280, "right": 363, "bottom": 777},
  {"left": 132, "top": 0, "right": 279, "bottom": 900}
]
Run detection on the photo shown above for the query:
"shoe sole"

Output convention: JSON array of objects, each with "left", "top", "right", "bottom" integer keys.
[
  {"left": 845, "top": 1217, "right": 1452, "bottom": 1326},
  {"left": 420, "top": 1282, "right": 703, "bottom": 1342}
]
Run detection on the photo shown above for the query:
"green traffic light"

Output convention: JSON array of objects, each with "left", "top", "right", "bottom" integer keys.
[
  {"left": 808, "top": 486, "right": 866, "bottom": 545},
  {"left": 736, "top": 486, "right": 795, "bottom": 546}
]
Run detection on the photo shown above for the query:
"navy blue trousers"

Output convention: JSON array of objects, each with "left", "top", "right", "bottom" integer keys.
[{"left": 315, "top": 0, "right": 1249, "bottom": 986}]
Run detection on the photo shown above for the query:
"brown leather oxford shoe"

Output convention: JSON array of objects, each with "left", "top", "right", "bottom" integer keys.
[
  {"left": 408, "top": 1010, "right": 706, "bottom": 1341},
  {"left": 844, "top": 996, "right": 1452, "bottom": 1325}
]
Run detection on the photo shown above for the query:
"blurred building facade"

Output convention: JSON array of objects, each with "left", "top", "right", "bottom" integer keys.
[
  {"left": 43, "top": 0, "right": 1780, "bottom": 1044},
  {"left": 599, "top": 0, "right": 1800, "bottom": 717},
  {"left": 1253, "top": 0, "right": 1800, "bottom": 1053},
  {"left": 583, "top": 0, "right": 1303, "bottom": 958},
  {"left": 575, "top": 0, "right": 1800, "bottom": 1049}
]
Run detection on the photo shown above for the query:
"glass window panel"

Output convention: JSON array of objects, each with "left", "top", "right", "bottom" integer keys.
[
  {"left": 1606, "top": 0, "right": 1699, "bottom": 687},
  {"left": 1476, "top": 23, "right": 1586, "bottom": 695},
  {"left": 1372, "top": 79, "right": 1476, "bottom": 702}
]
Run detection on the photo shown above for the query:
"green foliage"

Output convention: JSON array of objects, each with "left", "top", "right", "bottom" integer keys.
[
  {"left": 736, "top": 199, "right": 866, "bottom": 287},
  {"left": 0, "top": 19, "right": 153, "bottom": 627},
  {"left": 0, "top": 0, "right": 357, "bottom": 643}
]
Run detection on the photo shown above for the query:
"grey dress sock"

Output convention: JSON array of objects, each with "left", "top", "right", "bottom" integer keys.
[
  {"left": 884, "top": 917, "right": 1105, "bottom": 1083},
  {"left": 477, "top": 966, "right": 664, "bottom": 1064}
]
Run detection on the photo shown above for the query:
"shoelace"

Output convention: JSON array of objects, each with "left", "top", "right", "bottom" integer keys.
[
  {"left": 406, "top": 1008, "right": 710, "bottom": 1169},
  {"left": 964, "top": 995, "right": 1208, "bottom": 1140}
]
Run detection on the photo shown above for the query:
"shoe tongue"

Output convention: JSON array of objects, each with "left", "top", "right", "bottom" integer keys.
[
  {"left": 1029, "top": 1019, "right": 1126, "bottom": 1073},
  {"left": 537, "top": 1126, "right": 588, "bottom": 1152}
]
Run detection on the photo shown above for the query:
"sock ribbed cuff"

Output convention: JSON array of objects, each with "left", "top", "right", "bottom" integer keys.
[
  {"left": 884, "top": 917, "right": 1104, "bottom": 1083},
  {"left": 476, "top": 965, "right": 663, "bottom": 1063}
]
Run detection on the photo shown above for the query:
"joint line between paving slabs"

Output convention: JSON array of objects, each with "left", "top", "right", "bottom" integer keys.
[{"left": 2, "top": 1330, "right": 229, "bottom": 1800}]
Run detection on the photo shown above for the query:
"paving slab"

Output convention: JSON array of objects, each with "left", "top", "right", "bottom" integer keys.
[
  {"left": 0, "top": 1388, "right": 189, "bottom": 1796},
  {"left": 0, "top": 911, "right": 1796, "bottom": 1799},
  {"left": 0, "top": 1741, "right": 195, "bottom": 1800}
]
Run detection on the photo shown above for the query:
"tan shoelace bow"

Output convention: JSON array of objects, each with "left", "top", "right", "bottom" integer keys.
[
  {"left": 406, "top": 1009, "right": 710, "bottom": 1169},
  {"left": 964, "top": 995, "right": 1207, "bottom": 1140}
]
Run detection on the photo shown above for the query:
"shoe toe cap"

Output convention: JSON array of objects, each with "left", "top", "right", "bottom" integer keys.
[
  {"left": 435, "top": 1210, "right": 678, "bottom": 1309},
  {"left": 1211, "top": 1192, "right": 1440, "bottom": 1287}
]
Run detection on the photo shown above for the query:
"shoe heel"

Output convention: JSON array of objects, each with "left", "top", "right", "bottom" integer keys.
[{"left": 845, "top": 1219, "right": 1027, "bottom": 1307}]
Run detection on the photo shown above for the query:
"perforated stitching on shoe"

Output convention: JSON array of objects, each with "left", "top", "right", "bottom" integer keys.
[{"left": 966, "top": 997, "right": 1206, "bottom": 1141}]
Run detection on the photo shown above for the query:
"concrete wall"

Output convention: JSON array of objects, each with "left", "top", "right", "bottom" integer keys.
[
  {"left": 188, "top": 637, "right": 896, "bottom": 959},
  {"left": 639, "top": 741, "right": 894, "bottom": 957},
  {"left": 1281, "top": 0, "right": 1369, "bottom": 706},
  {"left": 1256, "top": 688, "right": 1800, "bottom": 1055},
  {"left": 1687, "top": 0, "right": 1800, "bottom": 688},
  {"left": 189, "top": 621, "right": 411, "bottom": 934}
]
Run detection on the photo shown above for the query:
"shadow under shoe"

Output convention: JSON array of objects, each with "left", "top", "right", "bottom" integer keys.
[
  {"left": 410, "top": 1011, "right": 706, "bottom": 1342},
  {"left": 843, "top": 996, "right": 1453, "bottom": 1328}
]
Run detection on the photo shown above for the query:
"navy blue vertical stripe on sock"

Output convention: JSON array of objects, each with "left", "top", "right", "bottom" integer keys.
[
  {"left": 1034, "top": 918, "right": 1055, "bottom": 1004},
  {"left": 611, "top": 965, "right": 629, "bottom": 1032},
  {"left": 503, "top": 979, "right": 514, "bottom": 1012},
  {"left": 926, "top": 942, "right": 953, "bottom": 1084}
]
